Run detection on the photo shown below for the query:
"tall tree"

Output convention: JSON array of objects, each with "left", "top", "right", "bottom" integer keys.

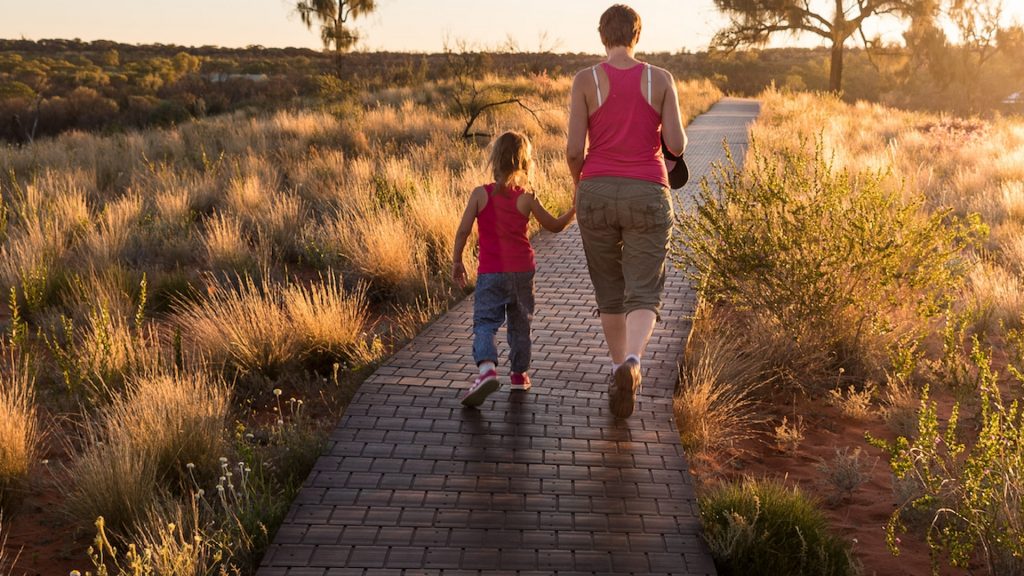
[
  {"left": 296, "top": 0, "right": 377, "bottom": 53},
  {"left": 906, "top": 0, "right": 1008, "bottom": 112},
  {"left": 712, "top": 0, "right": 934, "bottom": 92}
]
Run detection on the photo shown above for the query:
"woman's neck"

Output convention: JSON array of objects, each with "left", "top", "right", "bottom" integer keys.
[{"left": 604, "top": 45, "right": 637, "bottom": 67}]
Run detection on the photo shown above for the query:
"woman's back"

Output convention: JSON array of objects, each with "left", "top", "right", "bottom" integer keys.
[{"left": 580, "top": 63, "right": 667, "bottom": 187}]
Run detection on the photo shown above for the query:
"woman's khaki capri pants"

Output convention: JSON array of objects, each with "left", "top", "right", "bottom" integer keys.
[{"left": 576, "top": 176, "right": 674, "bottom": 319}]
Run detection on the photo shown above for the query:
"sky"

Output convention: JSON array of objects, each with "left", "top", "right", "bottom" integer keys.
[{"left": 1, "top": 1, "right": 1022, "bottom": 54}]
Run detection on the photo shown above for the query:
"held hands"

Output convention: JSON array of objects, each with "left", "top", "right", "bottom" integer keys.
[{"left": 452, "top": 260, "right": 467, "bottom": 289}]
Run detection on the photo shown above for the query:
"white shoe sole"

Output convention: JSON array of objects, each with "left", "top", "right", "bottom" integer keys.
[{"left": 461, "top": 377, "right": 500, "bottom": 407}]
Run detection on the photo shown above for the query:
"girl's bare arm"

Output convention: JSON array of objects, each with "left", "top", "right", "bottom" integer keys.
[
  {"left": 525, "top": 193, "right": 575, "bottom": 233},
  {"left": 452, "top": 187, "right": 486, "bottom": 286}
]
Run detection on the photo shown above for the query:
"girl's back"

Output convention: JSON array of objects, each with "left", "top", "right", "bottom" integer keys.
[{"left": 476, "top": 183, "right": 535, "bottom": 274}]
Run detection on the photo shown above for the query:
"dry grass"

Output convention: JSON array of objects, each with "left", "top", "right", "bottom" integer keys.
[
  {"left": 283, "top": 272, "right": 371, "bottom": 365},
  {"left": 79, "top": 193, "right": 143, "bottom": 268},
  {"left": 50, "top": 297, "right": 164, "bottom": 397},
  {"left": 65, "top": 426, "right": 161, "bottom": 532},
  {"left": 174, "top": 272, "right": 373, "bottom": 375},
  {"left": 204, "top": 212, "right": 255, "bottom": 272},
  {"left": 0, "top": 513, "right": 22, "bottom": 576},
  {"left": 65, "top": 266, "right": 141, "bottom": 324},
  {"left": 173, "top": 275, "right": 299, "bottom": 376},
  {"left": 966, "top": 261, "right": 1024, "bottom": 333},
  {"left": 113, "top": 370, "right": 230, "bottom": 486},
  {"left": 677, "top": 78, "right": 725, "bottom": 125},
  {"left": 323, "top": 208, "right": 426, "bottom": 297},
  {"left": 0, "top": 359, "right": 39, "bottom": 509},
  {"left": 66, "top": 369, "right": 230, "bottom": 531},
  {"left": 676, "top": 305, "right": 766, "bottom": 456}
]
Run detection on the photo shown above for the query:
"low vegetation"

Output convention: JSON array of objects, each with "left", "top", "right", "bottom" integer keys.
[
  {"left": 700, "top": 477, "right": 860, "bottom": 576},
  {"left": 0, "top": 356, "right": 38, "bottom": 511},
  {"left": 675, "top": 87, "right": 1024, "bottom": 575}
]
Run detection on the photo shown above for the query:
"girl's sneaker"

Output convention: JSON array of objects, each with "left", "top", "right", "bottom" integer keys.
[
  {"left": 461, "top": 369, "right": 500, "bottom": 407},
  {"left": 510, "top": 372, "right": 532, "bottom": 391}
]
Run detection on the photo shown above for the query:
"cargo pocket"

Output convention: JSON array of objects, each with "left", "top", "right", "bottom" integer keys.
[
  {"left": 577, "top": 193, "right": 611, "bottom": 230},
  {"left": 633, "top": 191, "right": 673, "bottom": 231}
]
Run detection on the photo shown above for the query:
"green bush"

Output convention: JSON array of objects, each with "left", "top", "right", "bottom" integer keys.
[
  {"left": 700, "top": 477, "right": 860, "bottom": 576},
  {"left": 674, "top": 137, "right": 985, "bottom": 383},
  {"left": 869, "top": 336, "right": 1024, "bottom": 575}
]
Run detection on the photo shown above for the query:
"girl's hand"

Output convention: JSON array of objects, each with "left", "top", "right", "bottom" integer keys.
[{"left": 452, "top": 260, "right": 467, "bottom": 288}]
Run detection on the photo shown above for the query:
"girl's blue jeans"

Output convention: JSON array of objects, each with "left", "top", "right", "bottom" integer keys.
[{"left": 472, "top": 271, "right": 535, "bottom": 373}]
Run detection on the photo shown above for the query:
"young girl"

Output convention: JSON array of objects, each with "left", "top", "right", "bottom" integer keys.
[{"left": 452, "top": 131, "right": 575, "bottom": 407}]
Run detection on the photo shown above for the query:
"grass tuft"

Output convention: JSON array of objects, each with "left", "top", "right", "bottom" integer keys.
[
  {"left": 0, "top": 358, "right": 39, "bottom": 510},
  {"left": 700, "top": 477, "right": 860, "bottom": 576}
]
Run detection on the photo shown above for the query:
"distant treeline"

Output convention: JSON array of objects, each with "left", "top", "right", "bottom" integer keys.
[{"left": 1, "top": 38, "right": 1021, "bottom": 143}]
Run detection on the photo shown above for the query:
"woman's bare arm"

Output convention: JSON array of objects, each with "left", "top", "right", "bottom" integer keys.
[
  {"left": 659, "top": 69, "right": 686, "bottom": 156},
  {"left": 566, "top": 71, "right": 590, "bottom": 186}
]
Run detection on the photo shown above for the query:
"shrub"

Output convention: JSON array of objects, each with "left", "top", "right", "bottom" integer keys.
[
  {"left": 827, "top": 379, "right": 877, "bottom": 420},
  {"left": 773, "top": 415, "right": 805, "bottom": 454},
  {"left": 815, "top": 446, "right": 875, "bottom": 506},
  {"left": 700, "top": 477, "right": 860, "bottom": 576},
  {"left": 869, "top": 336, "right": 1024, "bottom": 575},
  {"left": 674, "top": 137, "right": 985, "bottom": 384}
]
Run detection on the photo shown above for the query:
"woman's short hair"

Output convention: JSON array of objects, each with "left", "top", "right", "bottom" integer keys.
[{"left": 599, "top": 4, "right": 642, "bottom": 48}]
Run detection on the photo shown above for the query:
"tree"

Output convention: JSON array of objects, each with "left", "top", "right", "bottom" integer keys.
[
  {"left": 904, "top": 0, "right": 1009, "bottom": 112},
  {"left": 440, "top": 41, "right": 541, "bottom": 139},
  {"left": 712, "top": 0, "right": 934, "bottom": 92},
  {"left": 295, "top": 0, "right": 376, "bottom": 53}
]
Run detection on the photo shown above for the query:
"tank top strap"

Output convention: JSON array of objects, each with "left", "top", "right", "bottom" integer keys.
[{"left": 646, "top": 64, "right": 652, "bottom": 107}]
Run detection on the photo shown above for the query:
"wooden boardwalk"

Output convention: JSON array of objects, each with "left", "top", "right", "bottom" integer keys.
[{"left": 257, "top": 98, "right": 761, "bottom": 576}]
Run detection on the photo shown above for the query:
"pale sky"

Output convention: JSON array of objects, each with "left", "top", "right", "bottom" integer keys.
[{"left": 1, "top": 1, "right": 1022, "bottom": 54}]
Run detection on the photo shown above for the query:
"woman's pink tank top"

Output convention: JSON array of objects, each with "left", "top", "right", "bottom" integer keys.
[
  {"left": 476, "top": 183, "right": 536, "bottom": 274},
  {"left": 580, "top": 63, "right": 668, "bottom": 187}
]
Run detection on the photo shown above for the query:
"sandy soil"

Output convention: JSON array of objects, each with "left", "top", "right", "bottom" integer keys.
[{"left": 688, "top": 391, "right": 978, "bottom": 576}]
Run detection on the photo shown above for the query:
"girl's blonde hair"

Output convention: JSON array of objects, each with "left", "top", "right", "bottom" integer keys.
[{"left": 489, "top": 131, "right": 532, "bottom": 190}]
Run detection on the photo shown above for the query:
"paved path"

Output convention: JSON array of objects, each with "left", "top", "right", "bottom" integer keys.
[{"left": 257, "top": 97, "right": 761, "bottom": 576}]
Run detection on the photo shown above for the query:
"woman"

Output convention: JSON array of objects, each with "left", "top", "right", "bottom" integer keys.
[{"left": 566, "top": 4, "right": 687, "bottom": 418}]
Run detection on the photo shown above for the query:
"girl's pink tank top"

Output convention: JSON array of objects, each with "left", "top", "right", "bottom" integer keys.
[
  {"left": 476, "top": 183, "right": 536, "bottom": 274},
  {"left": 580, "top": 63, "right": 668, "bottom": 187}
]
